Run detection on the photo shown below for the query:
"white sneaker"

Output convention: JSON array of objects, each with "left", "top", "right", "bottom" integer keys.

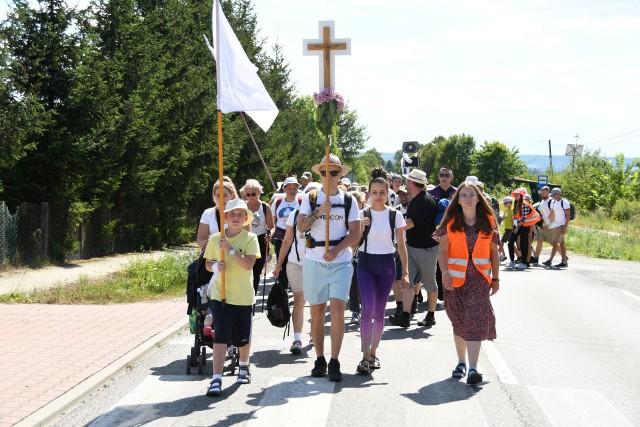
[
  {"left": 516, "top": 262, "right": 527, "bottom": 270},
  {"left": 506, "top": 261, "right": 516, "bottom": 268}
]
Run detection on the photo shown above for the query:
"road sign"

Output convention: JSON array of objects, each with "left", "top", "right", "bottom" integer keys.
[{"left": 537, "top": 175, "right": 548, "bottom": 187}]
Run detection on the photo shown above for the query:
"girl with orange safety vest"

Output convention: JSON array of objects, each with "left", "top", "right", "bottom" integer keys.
[
  {"left": 511, "top": 188, "right": 540, "bottom": 269},
  {"left": 433, "top": 181, "right": 500, "bottom": 386}
]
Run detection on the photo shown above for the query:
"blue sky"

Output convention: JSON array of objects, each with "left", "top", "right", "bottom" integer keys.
[
  {"left": 2, "top": 0, "right": 639, "bottom": 157},
  {"left": 252, "top": 0, "right": 640, "bottom": 158}
]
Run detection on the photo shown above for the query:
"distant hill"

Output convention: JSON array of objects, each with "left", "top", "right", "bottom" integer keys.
[{"left": 378, "top": 152, "right": 637, "bottom": 173}]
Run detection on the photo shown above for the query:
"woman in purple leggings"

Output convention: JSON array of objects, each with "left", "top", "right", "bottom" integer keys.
[{"left": 356, "top": 167, "right": 409, "bottom": 375}]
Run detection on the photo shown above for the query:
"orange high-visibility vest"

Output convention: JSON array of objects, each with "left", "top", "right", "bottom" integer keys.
[
  {"left": 514, "top": 200, "right": 540, "bottom": 227},
  {"left": 446, "top": 216, "right": 494, "bottom": 287}
]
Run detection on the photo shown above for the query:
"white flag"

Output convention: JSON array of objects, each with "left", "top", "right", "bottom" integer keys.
[{"left": 203, "top": 0, "right": 278, "bottom": 132}]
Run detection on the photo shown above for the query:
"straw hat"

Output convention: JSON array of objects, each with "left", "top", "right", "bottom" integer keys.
[
  {"left": 311, "top": 154, "right": 350, "bottom": 176},
  {"left": 405, "top": 169, "right": 428, "bottom": 186},
  {"left": 223, "top": 199, "right": 254, "bottom": 226}
]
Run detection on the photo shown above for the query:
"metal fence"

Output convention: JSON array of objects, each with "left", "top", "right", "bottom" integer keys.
[{"left": 0, "top": 201, "right": 49, "bottom": 266}]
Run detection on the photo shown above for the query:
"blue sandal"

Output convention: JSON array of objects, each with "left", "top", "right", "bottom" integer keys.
[{"left": 452, "top": 362, "right": 467, "bottom": 379}]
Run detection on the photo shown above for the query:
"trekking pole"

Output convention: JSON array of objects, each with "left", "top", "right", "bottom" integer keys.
[{"left": 261, "top": 240, "right": 269, "bottom": 312}]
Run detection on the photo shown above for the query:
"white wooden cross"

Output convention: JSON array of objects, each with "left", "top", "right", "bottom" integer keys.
[{"left": 303, "top": 21, "right": 351, "bottom": 91}]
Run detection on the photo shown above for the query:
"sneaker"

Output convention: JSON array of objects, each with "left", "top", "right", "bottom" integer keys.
[
  {"left": 529, "top": 256, "right": 538, "bottom": 264},
  {"left": 328, "top": 358, "right": 342, "bottom": 382},
  {"left": 417, "top": 315, "right": 436, "bottom": 328},
  {"left": 542, "top": 260, "right": 552, "bottom": 267},
  {"left": 506, "top": 261, "right": 516, "bottom": 268},
  {"left": 555, "top": 262, "right": 568, "bottom": 268},
  {"left": 311, "top": 356, "right": 327, "bottom": 377},
  {"left": 350, "top": 311, "right": 361, "bottom": 325},
  {"left": 356, "top": 359, "right": 370, "bottom": 375},
  {"left": 499, "top": 254, "right": 507, "bottom": 262},
  {"left": 515, "top": 262, "right": 527, "bottom": 270},
  {"left": 290, "top": 340, "right": 302, "bottom": 355},
  {"left": 389, "top": 312, "right": 410, "bottom": 328}
]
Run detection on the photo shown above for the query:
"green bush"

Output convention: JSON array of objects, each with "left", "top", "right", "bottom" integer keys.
[{"left": 611, "top": 199, "right": 640, "bottom": 221}]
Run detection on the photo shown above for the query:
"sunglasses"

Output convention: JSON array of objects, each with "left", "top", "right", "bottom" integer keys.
[
  {"left": 439, "top": 173, "right": 452, "bottom": 178},
  {"left": 320, "top": 170, "right": 340, "bottom": 177},
  {"left": 245, "top": 192, "right": 258, "bottom": 197}
]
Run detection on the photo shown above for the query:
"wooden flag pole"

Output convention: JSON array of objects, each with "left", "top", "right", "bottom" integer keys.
[
  {"left": 324, "top": 136, "right": 330, "bottom": 254},
  {"left": 218, "top": 111, "right": 226, "bottom": 304}
]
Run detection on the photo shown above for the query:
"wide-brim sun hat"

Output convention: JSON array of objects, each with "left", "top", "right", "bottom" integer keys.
[
  {"left": 223, "top": 198, "right": 254, "bottom": 226},
  {"left": 304, "top": 182, "right": 322, "bottom": 193},
  {"left": 311, "top": 154, "right": 350, "bottom": 176},
  {"left": 511, "top": 187, "right": 527, "bottom": 197},
  {"left": 405, "top": 169, "right": 428, "bottom": 186}
]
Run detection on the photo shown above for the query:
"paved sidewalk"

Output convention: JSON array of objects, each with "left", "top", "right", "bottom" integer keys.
[
  {"left": 0, "top": 300, "right": 187, "bottom": 426},
  {"left": 0, "top": 251, "right": 189, "bottom": 426}
]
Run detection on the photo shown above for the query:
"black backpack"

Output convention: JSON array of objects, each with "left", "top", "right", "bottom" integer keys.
[{"left": 266, "top": 280, "right": 290, "bottom": 328}]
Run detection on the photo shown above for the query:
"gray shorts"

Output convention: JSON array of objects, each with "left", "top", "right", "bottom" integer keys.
[{"left": 407, "top": 245, "right": 438, "bottom": 293}]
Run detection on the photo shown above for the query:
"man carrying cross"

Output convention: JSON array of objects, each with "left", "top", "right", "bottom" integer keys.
[{"left": 297, "top": 154, "right": 360, "bottom": 382}]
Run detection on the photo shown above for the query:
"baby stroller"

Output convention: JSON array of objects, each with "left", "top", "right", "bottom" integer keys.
[{"left": 186, "top": 255, "right": 238, "bottom": 375}]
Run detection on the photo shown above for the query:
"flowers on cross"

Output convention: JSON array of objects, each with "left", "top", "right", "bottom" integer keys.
[{"left": 313, "top": 87, "right": 345, "bottom": 137}]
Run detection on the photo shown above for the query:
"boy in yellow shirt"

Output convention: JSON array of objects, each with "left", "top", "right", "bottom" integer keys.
[{"left": 204, "top": 199, "right": 260, "bottom": 397}]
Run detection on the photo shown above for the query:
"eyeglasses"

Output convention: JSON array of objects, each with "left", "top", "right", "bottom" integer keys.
[
  {"left": 320, "top": 170, "right": 340, "bottom": 177},
  {"left": 459, "top": 193, "right": 478, "bottom": 200},
  {"left": 245, "top": 192, "right": 258, "bottom": 197},
  {"left": 439, "top": 173, "right": 452, "bottom": 178}
]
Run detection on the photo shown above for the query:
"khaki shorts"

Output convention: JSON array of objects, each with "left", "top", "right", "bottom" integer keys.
[
  {"left": 286, "top": 262, "right": 304, "bottom": 293},
  {"left": 537, "top": 227, "right": 558, "bottom": 244},
  {"left": 553, "top": 229, "right": 566, "bottom": 244}
]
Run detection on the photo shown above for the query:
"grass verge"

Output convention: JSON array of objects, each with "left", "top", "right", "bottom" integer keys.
[
  {"left": 566, "top": 211, "right": 640, "bottom": 261},
  {"left": 0, "top": 252, "right": 194, "bottom": 304}
]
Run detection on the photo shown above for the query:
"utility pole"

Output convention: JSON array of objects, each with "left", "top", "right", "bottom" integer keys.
[
  {"left": 572, "top": 132, "right": 579, "bottom": 172},
  {"left": 548, "top": 139, "right": 553, "bottom": 175}
]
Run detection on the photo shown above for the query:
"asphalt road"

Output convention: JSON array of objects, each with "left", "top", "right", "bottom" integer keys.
[{"left": 52, "top": 252, "right": 640, "bottom": 427}]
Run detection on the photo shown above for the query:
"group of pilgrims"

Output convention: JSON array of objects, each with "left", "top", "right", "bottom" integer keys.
[{"left": 198, "top": 154, "right": 500, "bottom": 397}]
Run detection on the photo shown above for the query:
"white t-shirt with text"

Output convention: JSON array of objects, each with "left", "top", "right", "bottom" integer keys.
[{"left": 299, "top": 189, "right": 360, "bottom": 264}]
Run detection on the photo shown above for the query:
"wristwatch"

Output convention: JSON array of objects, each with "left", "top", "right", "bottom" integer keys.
[{"left": 228, "top": 248, "right": 237, "bottom": 256}]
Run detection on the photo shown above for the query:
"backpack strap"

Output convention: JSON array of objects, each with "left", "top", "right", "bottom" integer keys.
[
  {"left": 360, "top": 207, "right": 372, "bottom": 253},
  {"left": 390, "top": 208, "right": 396, "bottom": 244},
  {"left": 293, "top": 210, "right": 300, "bottom": 262},
  {"left": 214, "top": 207, "right": 220, "bottom": 232},
  {"left": 275, "top": 197, "right": 284, "bottom": 212},
  {"left": 261, "top": 202, "right": 268, "bottom": 218}
]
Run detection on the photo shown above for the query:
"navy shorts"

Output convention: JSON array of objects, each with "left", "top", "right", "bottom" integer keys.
[{"left": 209, "top": 300, "right": 253, "bottom": 347}]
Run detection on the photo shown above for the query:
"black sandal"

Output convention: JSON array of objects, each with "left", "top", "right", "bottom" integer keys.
[
  {"left": 237, "top": 366, "right": 251, "bottom": 384},
  {"left": 467, "top": 368, "right": 483, "bottom": 385},
  {"left": 452, "top": 362, "right": 467, "bottom": 379},
  {"left": 206, "top": 378, "right": 222, "bottom": 397},
  {"left": 356, "top": 359, "right": 370, "bottom": 375}
]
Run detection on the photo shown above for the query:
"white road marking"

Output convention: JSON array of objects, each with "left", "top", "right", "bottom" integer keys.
[
  {"left": 528, "top": 386, "right": 632, "bottom": 427},
  {"left": 621, "top": 289, "right": 640, "bottom": 303},
  {"left": 247, "top": 377, "right": 335, "bottom": 426},
  {"left": 90, "top": 375, "right": 204, "bottom": 427},
  {"left": 482, "top": 340, "right": 519, "bottom": 385}
]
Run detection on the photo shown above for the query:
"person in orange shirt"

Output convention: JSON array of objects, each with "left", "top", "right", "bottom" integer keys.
[{"left": 433, "top": 181, "right": 500, "bottom": 385}]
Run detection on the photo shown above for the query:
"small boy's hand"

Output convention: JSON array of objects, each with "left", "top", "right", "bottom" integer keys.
[
  {"left": 219, "top": 238, "right": 230, "bottom": 252},
  {"left": 217, "top": 261, "right": 226, "bottom": 272}
]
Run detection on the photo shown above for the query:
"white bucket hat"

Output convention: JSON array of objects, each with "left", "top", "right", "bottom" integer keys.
[
  {"left": 223, "top": 199, "right": 254, "bottom": 226},
  {"left": 405, "top": 169, "right": 428, "bottom": 186}
]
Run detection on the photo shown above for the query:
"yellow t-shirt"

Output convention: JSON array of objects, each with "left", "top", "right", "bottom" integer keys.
[{"left": 203, "top": 229, "right": 260, "bottom": 306}]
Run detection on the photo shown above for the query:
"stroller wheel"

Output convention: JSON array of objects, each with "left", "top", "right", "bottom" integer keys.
[
  {"left": 186, "top": 355, "right": 192, "bottom": 375},
  {"left": 190, "top": 347, "right": 199, "bottom": 367}
]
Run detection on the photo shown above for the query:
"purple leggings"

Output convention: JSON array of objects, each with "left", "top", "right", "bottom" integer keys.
[{"left": 357, "top": 252, "right": 395, "bottom": 352}]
